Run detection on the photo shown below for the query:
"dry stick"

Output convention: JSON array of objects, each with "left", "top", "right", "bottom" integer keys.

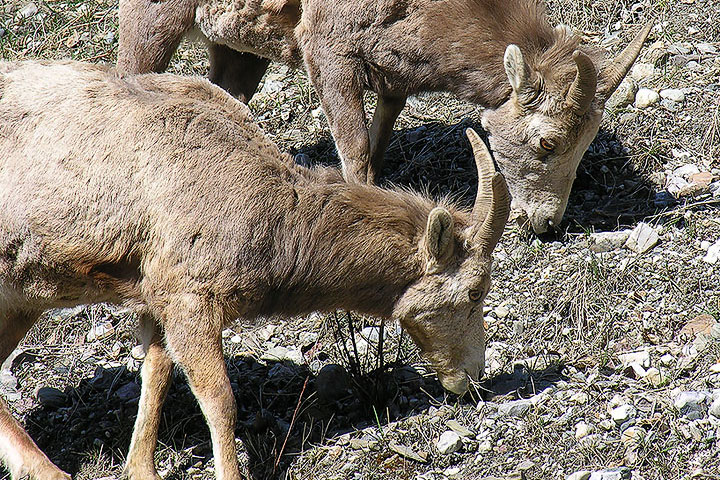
[{"left": 272, "top": 376, "right": 309, "bottom": 475}]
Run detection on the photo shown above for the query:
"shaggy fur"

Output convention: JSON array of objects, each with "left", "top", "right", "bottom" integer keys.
[{"left": 0, "top": 60, "right": 508, "bottom": 480}]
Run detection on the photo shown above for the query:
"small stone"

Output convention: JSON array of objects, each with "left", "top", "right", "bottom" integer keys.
[
  {"left": 590, "top": 467, "right": 632, "bottom": 480},
  {"left": 261, "top": 346, "right": 303, "bottom": 364},
  {"left": 130, "top": 344, "right": 146, "bottom": 360},
  {"left": 437, "top": 430, "right": 463, "bottom": 454},
  {"left": 575, "top": 421, "right": 594, "bottom": 440},
  {"left": 36, "top": 387, "right": 68, "bottom": 408},
  {"left": 477, "top": 439, "right": 493, "bottom": 453},
  {"left": 349, "top": 436, "right": 379, "bottom": 450},
  {"left": 625, "top": 223, "right": 659, "bottom": 254},
  {"left": 659, "top": 353, "right": 675, "bottom": 366},
  {"left": 697, "top": 43, "right": 718, "bottom": 55},
  {"left": 610, "top": 404, "right": 637, "bottom": 425},
  {"left": 630, "top": 63, "right": 655, "bottom": 82},
  {"left": 446, "top": 419, "right": 474, "bottom": 438},
  {"left": 617, "top": 349, "right": 651, "bottom": 368},
  {"left": 18, "top": 3, "right": 38, "bottom": 18},
  {"left": 702, "top": 239, "right": 720, "bottom": 264},
  {"left": 660, "top": 88, "right": 685, "bottom": 103},
  {"left": 674, "top": 391, "right": 707, "bottom": 417},
  {"left": 634, "top": 88, "right": 659, "bottom": 109},
  {"left": 230, "top": 334, "right": 242, "bottom": 344},
  {"left": 589, "top": 231, "right": 631, "bottom": 253},
  {"left": 222, "top": 328, "right": 234, "bottom": 339},
  {"left": 709, "top": 398, "right": 720, "bottom": 418},
  {"left": 674, "top": 164, "right": 701, "bottom": 178},
  {"left": 680, "top": 314, "right": 715, "bottom": 337},
  {"left": 497, "top": 399, "right": 531, "bottom": 417},
  {"left": 103, "top": 31, "right": 115, "bottom": 44},
  {"left": 494, "top": 306, "right": 510, "bottom": 319},
  {"left": 606, "top": 78, "right": 638, "bottom": 110},
  {"left": 689, "top": 172, "right": 713, "bottom": 187},
  {"left": 115, "top": 382, "right": 141, "bottom": 402},
  {"left": 567, "top": 472, "right": 592, "bottom": 480},
  {"left": 389, "top": 442, "right": 428, "bottom": 463}
]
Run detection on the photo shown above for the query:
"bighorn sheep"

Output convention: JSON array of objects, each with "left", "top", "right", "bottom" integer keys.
[
  {"left": 117, "top": 0, "right": 651, "bottom": 233},
  {"left": 0, "top": 60, "right": 509, "bottom": 480}
]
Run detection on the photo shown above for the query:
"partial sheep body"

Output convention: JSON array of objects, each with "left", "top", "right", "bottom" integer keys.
[
  {"left": 117, "top": 0, "right": 651, "bottom": 233},
  {"left": 0, "top": 60, "right": 509, "bottom": 480}
]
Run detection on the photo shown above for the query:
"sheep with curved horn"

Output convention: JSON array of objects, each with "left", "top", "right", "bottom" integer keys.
[
  {"left": 118, "top": 0, "right": 652, "bottom": 234},
  {"left": 0, "top": 60, "right": 509, "bottom": 480}
]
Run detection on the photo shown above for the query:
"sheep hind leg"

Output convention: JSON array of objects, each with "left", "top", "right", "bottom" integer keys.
[
  {"left": 117, "top": 0, "right": 196, "bottom": 74},
  {"left": 368, "top": 95, "right": 406, "bottom": 184},
  {"left": 124, "top": 318, "right": 173, "bottom": 480},
  {"left": 0, "top": 310, "right": 70, "bottom": 480},
  {"left": 208, "top": 44, "right": 270, "bottom": 103}
]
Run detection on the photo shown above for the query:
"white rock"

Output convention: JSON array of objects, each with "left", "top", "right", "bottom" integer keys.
[
  {"left": 493, "top": 306, "right": 510, "bottom": 319},
  {"left": 477, "top": 439, "right": 493, "bottom": 453},
  {"left": 610, "top": 404, "right": 637, "bottom": 425},
  {"left": 575, "top": 421, "right": 594, "bottom": 440},
  {"left": 659, "top": 353, "right": 675, "bottom": 366},
  {"left": 86, "top": 321, "right": 114, "bottom": 342},
  {"left": 130, "top": 344, "right": 146, "bottom": 360},
  {"left": 697, "top": 43, "right": 717, "bottom": 55},
  {"left": 660, "top": 88, "right": 685, "bottom": 103},
  {"left": 606, "top": 78, "right": 638, "bottom": 110},
  {"left": 629, "top": 362, "right": 647, "bottom": 378},
  {"left": 674, "top": 164, "right": 701, "bottom": 178},
  {"left": 635, "top": 88, "right": 659, "bottom": 109},
  {"left": 567, "top": 472, "right": 591, "bottom": 480},
  {"left": 702, "top": 239, "right": 720, "bottom": 264},
  {"left": 674, "top": 391, "right": 708, "bottom": 416},
  {"left": 570, "top": 391, "right": 590, "bottom": 404},
  {"left": 261, "top": 346, "right": 304, "bottom": 364},
  {"left": 18, "top": 3, "right": 38, "bottom": 18},
  {"left": 625, "top": 223, "right": 659, "bottom": 254},
  {"left": 710, "top": 398, "right": 720, "bottom": 418},
  {"left": 630, "top": 63, "right": 655, "bottom": 82},
  {"left": 621, "top": 426, "right": 646, "bottom": 446},
  {"left": 497, "top": 399, "right": 531, "bottom": 417},
  {"left": 590, "top": 467, "right": 632, "bottom": 480},
  {"left": 436, "top": 431, "right": 462, "bottom": 455},
  {"left": 618, "top": 349, "right": 651, "bottom": 368},
  {"left": 589, "top": 231, "right": 631, "bottom": 252}
]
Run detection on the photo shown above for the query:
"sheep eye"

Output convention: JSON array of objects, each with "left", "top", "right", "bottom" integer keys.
[
  {"left": 469, "top": 289, "right": 482, "bottom": 302},
  {"left": 540, "top": 138, "right": 555, "bottom": 152}
]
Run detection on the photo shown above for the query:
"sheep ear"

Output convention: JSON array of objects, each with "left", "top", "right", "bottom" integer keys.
[
  {"left": 504, "top": 45, "right": 538, "bottom": 105},
  {"left": 424, "top": 208, "right": 454, "bottom": 265}
]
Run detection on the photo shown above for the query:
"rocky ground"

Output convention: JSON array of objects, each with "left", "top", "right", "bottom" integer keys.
[{"left": 1, "top": 0, "right": 720, "bottom": 479}]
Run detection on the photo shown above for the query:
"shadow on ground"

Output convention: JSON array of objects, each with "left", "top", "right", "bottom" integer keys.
[
  {"left": 292, "top": 121, "right": 664, "bottom": 237},
  {"left": 17, "top": 349, "right": 565, "bottom": 480}
]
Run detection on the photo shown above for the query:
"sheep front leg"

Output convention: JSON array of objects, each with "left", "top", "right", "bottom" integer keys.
[
  {"left": 0, "top": 310, "right": 70, "bottom": 480},
  {"left": 161, "top": 300, "right": 240, "bottom": 480},
  {"left": 305, "top": 56, "right": 371, "bottom": 183},
  {"left": 124, "top": 327, "right": 173, "bottom": 480},
  {"left": 368, "top": 95, "right": 406, "bottom": 184},
  {"left": 117, "top": 0, "right": 196, "bottom": 74},
  {"left": 208, "top": 44, "right": 271, "bottom": 103}
]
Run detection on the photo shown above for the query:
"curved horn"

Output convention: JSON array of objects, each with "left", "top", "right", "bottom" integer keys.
[
  {"left": 598, "top": 21, "right": 653, "bottom": 99},
  {"left": 565, "top": 50, "right": 598, "bottom": 114},
  {"left": 466, "top": 128, "right": 495, "bottom": 222},
  {"left": 473, "top": 174, "right": 511, "bottom": 255},
  {"left": 504, "top": 45, "right": 538, "bottom": 105}
]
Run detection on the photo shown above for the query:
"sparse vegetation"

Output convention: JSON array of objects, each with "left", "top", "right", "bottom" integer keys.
[{"left": 1, "top": 0, "right": 720, "bottom": 479}]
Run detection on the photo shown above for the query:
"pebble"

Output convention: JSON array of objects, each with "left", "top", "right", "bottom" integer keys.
[
  {"left": 567, "top": 472, "right": 591, "bottom": 480},
  {"left": 497, "top": 399, "right": 531, "bottom": 417},
  {"left": 436, "top": 431, "right": 463, "bottom": 455},
  {"left": 589, "top": 231, "right": 631, "bottom": 253},
  {"left": 130, "top": 344, "right": 146, "bottom": 360},
  {"left": 617, "top": 349, "right": 651, "bottom": 368},
  {"left": 494, "top": 306, "right": 510, "bottom": 319},
  {"left": 660, "top": 89, "right": 685, "bottom": 103},
  {"left": 610, "top": 404, "right": 637, "bottom": 425},
  {"left": 575, "top": 421, "right": 594, "bottom": 440},
  {"left": 702, "top": 239, "right": 720, "bottom": 264},
  {"left": 115, "top": 382, "right": 141, "bottom": 402},
  {"left": 446, "top": 419, "right": 474, "bottom": 438},
  {"left": 630, "top": 63, "right": 655, "bottom": 82},
  {"left": 36, "top": 387, "right": 68, "bottom": 408},
  {"left": 709, "top": 398, "right": 720, "bottom": 418},
  {"left": 634, "top": 88, "right": 659, "bottom": 109},
  {"left": 644, "top": 368, "right": 668, "bottom": 387},
  {"left": 18, "top": 3, "right": 38, "bottom": 18},
  {"left": 621, "top": 426, "right": 646, "bottom": 446},
  {"left": 570, "top": 391, "right": 589, "bottom": 404},
  {"left": 674, "top": 391, "right": 707, "bottom": 418},
  {"left": 606, "top": 78, "right": 638, "bottom": 110},
  {"left": 589, "top": 467, "right": 632, "bottom": 480},
  {"left": 625, "top": 223, "right": 659, "bottom": 254}
]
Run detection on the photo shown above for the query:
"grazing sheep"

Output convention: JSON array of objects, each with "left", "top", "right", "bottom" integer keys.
[
  {"left": 117, "top": 0, "right": 651, "bottom": 233},
  {"left": 0, "top": 60, "right": 509, "bottom": 480}
]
